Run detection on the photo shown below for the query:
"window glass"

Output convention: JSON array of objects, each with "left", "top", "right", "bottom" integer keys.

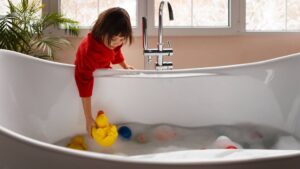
[
  {"left": 154, "top": 0, "right": 229, "bottom": 28},
  {"left": 61, "top": 0, "right": 98, "bottom": 27},
  {"left": 246, "top": 0, "right": 285, "bottom": 31},
  {"left": 193, "top": 0, "right": 229, "bottom": 27},
  {"left": 246, "top": 0, "right": 300, "bottom": 31},
  {"left": 287, "top": 0, "right": 300, "bottom": 30},
  {"left": 61, "top": 0, "right": 137, "bottom": 27}
]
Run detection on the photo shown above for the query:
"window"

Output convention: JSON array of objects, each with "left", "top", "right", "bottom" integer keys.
[
  {"left": 57, "top": 0, "right": 235, "bottom": 36},
  {"left": 40, "top": 0, "right": 300, "bottom": 36},
  {"left": 0, "top": 0, "right": 10, "bottom": 15},
  {"left": 60, "top": 0, "right": 137, "bottom": 28},
  {"left": 154, "top": 0, "right": 229, "bottom": 28},
  {"left": 246, "top": 0, "right": 300, "bottom": 32},
  {"left": 147, "top": 0, "right": 238, "bottom": 36}
]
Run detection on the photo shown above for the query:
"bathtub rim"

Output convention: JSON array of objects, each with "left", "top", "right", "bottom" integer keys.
[
  {"left": 95, "top": 51, "right": 300, "bottom": 77},
  {"left": 1, "top": 49, "right": 300, "bottom": 76},
  {"left": 1, "top": 125, "right": 300, "bottom": 166}
]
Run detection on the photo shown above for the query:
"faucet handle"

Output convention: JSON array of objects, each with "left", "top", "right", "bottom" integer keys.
[
  {"left": 166, "top": 41, "right": 171, "bottom": 48},
  {"left": 155, "top": 61, "right": 173, "bottom": 70},
  {"left": 157, "top": 41, "right": 171, "bottom": 48},
  {"left": 160, "top": 41, "right": 171, "bottom": 48}
]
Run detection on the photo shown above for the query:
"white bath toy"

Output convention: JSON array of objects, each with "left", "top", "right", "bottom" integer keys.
[{"left": 209, "top": 136, "right": 242, "bottom": 149}]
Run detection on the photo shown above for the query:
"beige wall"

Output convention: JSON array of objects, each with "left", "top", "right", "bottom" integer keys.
[{"left": 55, "top": 34, "right": 300, "bottom": 69}]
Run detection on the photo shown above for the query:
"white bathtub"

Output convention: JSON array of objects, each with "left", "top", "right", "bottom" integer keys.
[{"left": 1, "top": 49, "right": 300, "bottom": 169}]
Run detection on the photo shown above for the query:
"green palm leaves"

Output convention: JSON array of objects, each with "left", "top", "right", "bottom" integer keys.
[{"left": 0, "top": 0, "right": 79, "bottom": 60}]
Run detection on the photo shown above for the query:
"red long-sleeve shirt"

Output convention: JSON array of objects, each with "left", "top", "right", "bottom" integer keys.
[{"left": 74, "top": 33, "right": 124, "bottom": 97}]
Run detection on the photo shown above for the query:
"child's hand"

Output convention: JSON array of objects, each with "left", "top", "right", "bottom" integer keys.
[
  {"left": 119, "top": 61, "right": 134, "bottom": 69},
  {"left": 86, "top": 117, "right": 96, "bottom": 138},
  {"left": 124, "top": 64, "right": 134, "bottom": 69}
]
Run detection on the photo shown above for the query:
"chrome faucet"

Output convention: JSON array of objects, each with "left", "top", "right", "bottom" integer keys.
[{"left": 142, "top": 0, "right": 174, "bottom": 70}]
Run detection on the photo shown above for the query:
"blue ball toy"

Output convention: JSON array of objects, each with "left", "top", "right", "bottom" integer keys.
[{"left": 118, "top": 126, "right": 132, "bottom": 140}]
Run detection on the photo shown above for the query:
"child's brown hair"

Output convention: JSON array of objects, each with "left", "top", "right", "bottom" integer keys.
[{"left": 91, "top": 7, "right": 133, "bottom": 46}]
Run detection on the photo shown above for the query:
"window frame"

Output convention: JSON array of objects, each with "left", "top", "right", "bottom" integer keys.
[
  {"left": 42, "top": 0, "right": 144, "bottom": 37},
  {"left": 147, "top": 0, "right": 241, "bottom": 36},
  {"left": 42, "top": 0, "right": 300, "bottom": 37}
]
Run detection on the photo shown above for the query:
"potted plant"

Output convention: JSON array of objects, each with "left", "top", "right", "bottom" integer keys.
[{"left": 0, "top": 0, "right": 79, "bottom": 60}]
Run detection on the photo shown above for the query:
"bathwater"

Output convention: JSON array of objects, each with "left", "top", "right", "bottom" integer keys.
[{"left": 56, "top": 123, "right": 300, "bottom": 156}]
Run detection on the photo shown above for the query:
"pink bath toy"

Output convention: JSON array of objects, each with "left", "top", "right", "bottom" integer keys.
[
  {"left": 134, "top": 133, "right": 148, "bottom": 144},
  {"left": 152, "top": 125, "right": 176, "bottom": 142}
]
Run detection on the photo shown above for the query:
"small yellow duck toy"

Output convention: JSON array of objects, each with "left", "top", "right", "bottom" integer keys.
[
  {"left": 92, "top": 110, "right": 118, "bottom": 147},
  {"left": 66, "top": 135, "right": 88, "bottom": 151}
]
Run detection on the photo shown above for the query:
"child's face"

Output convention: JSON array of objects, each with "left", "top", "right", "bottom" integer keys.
[{"left": 105, "top": 35, "right": 125, "bottom": 49}]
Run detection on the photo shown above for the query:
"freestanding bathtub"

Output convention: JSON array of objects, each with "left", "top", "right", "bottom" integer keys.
[{"left": 1, "top": 49, "right": 300, "bottom": 169}]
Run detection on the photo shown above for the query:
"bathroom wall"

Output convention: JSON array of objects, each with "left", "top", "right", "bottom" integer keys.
[{"left": 55, "top": 34, "right": 300, "bottom": 69}]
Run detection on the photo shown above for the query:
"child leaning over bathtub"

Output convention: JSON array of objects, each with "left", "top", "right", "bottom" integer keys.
[{"left": 74, "top": 7, "right": 134, "bottom": 137}]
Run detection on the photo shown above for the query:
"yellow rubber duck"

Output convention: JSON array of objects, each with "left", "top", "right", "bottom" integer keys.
[
  {"left": 66, "top": 135, "right": 88, "bottom": 151},
  {"left": 92, "top": 111, "right": 118, "bottom": 147}
]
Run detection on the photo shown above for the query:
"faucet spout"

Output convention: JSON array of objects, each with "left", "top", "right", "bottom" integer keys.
[
  {"left": 167, "top": 2, "right": 174, "bottom": 20},
  {"left": 158, "top": 1, "right": 174, "bottom": 50}
]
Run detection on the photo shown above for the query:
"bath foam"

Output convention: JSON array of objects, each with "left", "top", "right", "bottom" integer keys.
[{"left": 56, "top": 123, "right": 300, "bottom": 157}]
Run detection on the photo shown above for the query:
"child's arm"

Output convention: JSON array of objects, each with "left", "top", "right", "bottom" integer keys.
[
  {"left": 112, "top": 47, "right": 134, "bottom": 69},
  {"left": 119, "top": 61, "right": 134, "bottom": 69},
  {"left": 81, "top": 97, "right": 96, "bottom": 137}
]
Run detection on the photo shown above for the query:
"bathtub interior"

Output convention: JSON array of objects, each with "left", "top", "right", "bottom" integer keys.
[
  {"left": 1, "top": 50, "right": 300, "bottom": 155},
  {"left": 0, "top": 51, "right": 85, "bottom": 143}
]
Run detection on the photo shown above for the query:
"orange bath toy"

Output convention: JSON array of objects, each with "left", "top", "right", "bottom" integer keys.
[{"left": 66, "top": 135, "right": 88, "bottom": 151}]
